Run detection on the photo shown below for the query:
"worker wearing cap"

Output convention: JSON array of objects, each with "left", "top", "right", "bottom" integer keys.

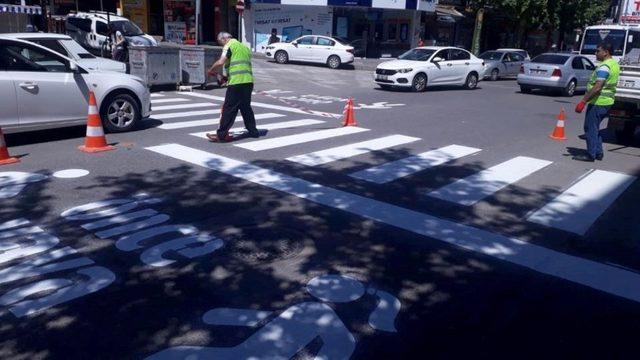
[
  {"left": 206, "top": 32, "right": 259, "bottom": 142},
  {"left": 574, "top": 42, "right": 620, "bottom": 162}
]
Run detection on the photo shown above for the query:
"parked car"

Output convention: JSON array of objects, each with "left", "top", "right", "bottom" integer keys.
[
  {"left": 0, "top": 37, "right": 150, "bottom": 133},
  {"left": 479, "top": 50, "right": 527, "bottom": 81},
  {"left": 517, "top": 53, "right": 595, "bottom": 96},
  {"left": 374, "top": 46, "right": 485, "bottom": 92},
  {"left": 265, "top": 35, "right": 355, "bottom": 69},
  {"left": 2, "top": 33, "right": 126, "bottom": 73},
  {"left": 496, "top": 48, "right": 531, "bottom": 61},
  {"left": 334, "top": 37, "right": 365, "bottom": 57},
  {"left": 66, "top": 12, "right": 157, "bottom": 57}
]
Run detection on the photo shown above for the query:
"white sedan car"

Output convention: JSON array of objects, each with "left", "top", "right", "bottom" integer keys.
[
  {"left": 265, "top": 35, "right": 355, "bottom": 69},
  {"left": 0, "top": 37, "right": 150, "bottom": 133},
  {"left": 374, "top": 46, "right": 485, "bottom": 92}
]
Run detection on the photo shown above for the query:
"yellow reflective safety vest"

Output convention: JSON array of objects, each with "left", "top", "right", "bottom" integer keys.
[
  {"left": 224, "top": 39, "right": 254, "bottom": 86},
  {"left": 587, "top": 58, "right": 619, "bottom": 106}
]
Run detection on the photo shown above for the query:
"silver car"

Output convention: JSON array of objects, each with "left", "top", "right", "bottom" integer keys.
[
  {"left": 0, "top": 37, "right": 150, "bottom": 134},
  {"left": 517, "top": 53, "right": 595, "bottom": 96},
  {"left": 480, "top": 50, "right": 527, "bottom": 80}
]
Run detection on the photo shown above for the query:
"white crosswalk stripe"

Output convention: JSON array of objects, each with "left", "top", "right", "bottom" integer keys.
[
  {"left": 235, "top": 126, "right": 369, "bottom": 151},
  {"left": 152, "top": 103, "right": 213, "bottom": 111},
  {"left": 152, "top": 109, "right": 221, "bottom": 120},
  {"left": 150, "top": 93, "right": 165, "bottom": 98},
  {"left": 428, "top": 156, "right": 553, "bottom": 206},
  {"left": 145, "top": 143, "right": 640, "bottom": 304},
  {"left": 350, "top": 145, "right": 481, "bottom": 184},
  {"left": 286, "top": 135, "right": 420, "bottom": 166},
  {"left": 527, "top": 169, "right": 636, "bottom": 235},
  {"left": 190, "top": 119, "right": 325, "bottom": 138},
  {"left": 151, "top": 98, "right": 190, "bottom": 104},
  {"left": 159, "top": 113, "right": 285, "bottom": 130}
]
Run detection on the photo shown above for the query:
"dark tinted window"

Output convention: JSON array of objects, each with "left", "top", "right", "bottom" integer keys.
[
  {"left": 434, "top": 49, "right": 450, "bottom": 61},
  {"left": 398, "top": 48, "right": 435, "bottom": 61},
  {"left": 581, "top": 29, "right": 625, "bottom": 56},
  {"left": 532, "top": 54, "right": 569, "bottom": 65},
  {"left": 297, "top": 36, "right": 315, "bottom": 45},
  {"left": 0, "top": 44, "right": 67, "bottom": 72},
  {"left": 30, "top": 39, "right": 69, "bottom": 57},
  {"left": 571, "top": 57, "right": 584, "bottom": 69},
  {"left": 316, "top": 37, "right": 335, "bottom": 46},
  {"left": 581, "top": 57, "right": 595, "bottom": 70},
  {"left": 479, "top": 51, "right": 503, "bottom": 60},
  {"left": 67, "top": 17, "right": 92, "bottom": 32},
  {"left": 510, "top": 52, "right": 524, "bottom": 62},
  {"left": 96, "top": 21, "right": 110, "bottom": 36},
  {"left": 450, "top": 49, "right": 470, "bottom": 60}
]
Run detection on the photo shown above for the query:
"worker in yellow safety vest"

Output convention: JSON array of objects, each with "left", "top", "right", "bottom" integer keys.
[
  {"left": 206, "top": 32, "right": 259, "bottom": 142},
  {"left": 574, "top": 43, "right": 620, "bottom": 162}
]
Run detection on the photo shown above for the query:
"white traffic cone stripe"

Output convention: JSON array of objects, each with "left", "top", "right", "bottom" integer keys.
[
  {"left": 556, "top": 120, "right": 565, "bottom": 127},
  {"left": 86, "top": 126, "right": 105, "bottom": 137},
  {"left": 88, "top": 105, "right": 99, "bottom": 115}
]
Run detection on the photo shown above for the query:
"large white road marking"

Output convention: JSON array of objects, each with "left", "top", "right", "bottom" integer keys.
[
  {"left": 428, "top": 156, "right": 553, "bottom": 206},
  {"left": 145, "top": 143, "right": 640, "bottom": 303},
  {"left": 235, "top": 127, "right": 369, "bottom": 151},
  {"left": 158, "top": 113, "right": 285, "bottom": 130},
  {"left": 287, "top": 135, "right": 420, "bottom": 166},
  {"left": 151, "top": 98, "right": 189, "bottom": 104},
  {"left": 350, "top": 145, "right": 481, "bottom": 184},
  {"left": 152, "top": 109, "right": 221, "bottom": 120},
  {"left": 190, "top": 119, "right": 325, "bottom": 138},
  {"left": 152, "top": 103, "right": 213, "bottom": 111},
  {"left": 527, "top": 169, "right": 636, "bottom": 235}
]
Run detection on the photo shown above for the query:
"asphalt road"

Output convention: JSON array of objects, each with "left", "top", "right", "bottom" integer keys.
[{"left": 1, "top": 59, "right": 640, "bottom": 359}]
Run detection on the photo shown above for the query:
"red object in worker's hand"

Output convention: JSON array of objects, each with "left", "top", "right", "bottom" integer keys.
[
  {"left": 575, "top": 101, "right": 586, "bottom": 113},
  {"left": 207, "top": 69, "right": 217, "bottom": 77}
]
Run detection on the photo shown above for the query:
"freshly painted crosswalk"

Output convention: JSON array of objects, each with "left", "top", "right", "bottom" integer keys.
[
  {"left": 145, "top": 143, "right": 640, "bottom": 304},
  {"left": 152, "top": 109, "right": 221, "bottom": 120},
  {"left": 159, "top": 113, "right": 285, "bottom": 130},
  {"left": 152, "top": 103, "right": 213, "bottom": 111},
  {"left": 190, "top": 119, "right": 325, "bottom": 138},
  {"left": 428, "top": 156, "right": 553, "bottom": 206},
  {"left": 235, "top": 126, "right": 369, "bottom": 151},
  {"left": 286, "top": 135, "right": 420, "bottom": 166},
  {"left": 151, "top": 98, "right": 190, "bottom": 104},
  {"left": 527, "top": 170, "right": 636, "bottom": 235},
  {"left": 350, "top": 145, "right": 481, "bottom": 184},
  {"left": 150, "top": 93, "right": 165, "bottom": 98}
]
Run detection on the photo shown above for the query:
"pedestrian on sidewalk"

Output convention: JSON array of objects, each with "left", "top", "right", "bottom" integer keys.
[
  {"left": 574, "top": 43, "right": 619, "bottom": 162},
  {"left": 206, "top": 32, "right": 259, "bottom": 142}
]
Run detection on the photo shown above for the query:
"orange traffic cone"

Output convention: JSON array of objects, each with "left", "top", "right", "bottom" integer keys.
[
  {"left": 549, "top": 108, "right": 567, "bottom": 140},
  {"left": 0, "top": 127, "right": 19, "bottom": 166},
  {"left": 342, "top": 98, "right": 358, "bottom": 127},
  {"left": 79, "top": 91, "right": 116, "bottom": 153}
]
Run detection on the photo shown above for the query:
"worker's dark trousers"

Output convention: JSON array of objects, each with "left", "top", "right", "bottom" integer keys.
[
  {"left": 217, "top": 83, "right": 257, "bottom": 137},
  {"left": 583, "top": 104, "right": 611, "bottom": 158}
]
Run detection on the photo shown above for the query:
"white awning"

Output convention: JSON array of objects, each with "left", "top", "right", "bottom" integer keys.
[
  {"left": 435, "top": 5, "right": 464, "bottom": 18},
  {"left": 0, "top": 4, "right": 42, "bottom": 15}
]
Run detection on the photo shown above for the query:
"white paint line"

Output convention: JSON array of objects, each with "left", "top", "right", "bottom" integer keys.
[
  {"left": 235, "top": 127, "right": 369, "bottom": 151},
  {"left": 152, "top": 103, "right": 213, "bottom": 111},
  {"left": 145, "top": 143, "right": 640, "bottom": 304},
  {"left": 152, "top": 109, "right": 221, "bottom": 120},
  {"left": 189, "top": 119, "right": 325, "bottom": 138},
  {"left": 151, "top": 98, "right": 190, "bottom": 104},
  {"left": 182, "top": 92, "right": 342, "bottom": 117},
  {"left": 428, "top": 156, "right": 553, "bottom": 206},
  {"left": 150, "top": 93, "right": 165, "bottom": 98},
  {"left": 52, "top": 169, "right": 90, "bottom": 179},
  {"left": 287, "top": 135, "right": 421, "bottom": 166},
  {"left": 527, "top": 169, "right": 636, "bottom": 235},
  {"left": 350, "top": 144, "right": 481, "bottom": 184},
  {"left": 158, "top": 113, "right": 285, "bottom": 130}
]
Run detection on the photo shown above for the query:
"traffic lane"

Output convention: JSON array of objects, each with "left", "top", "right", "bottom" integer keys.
[{"left": 2, "top": 151, "right": 640, "bottom": 359}]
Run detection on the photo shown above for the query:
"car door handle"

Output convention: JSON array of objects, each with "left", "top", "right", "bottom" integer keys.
[
  {"left": 465, "top": 62, "right": 470, "bottom": 65},
  {"left": 447, "top": 63, "right": 453, "bottom": 67},
  {"left": 19, "top": 82, "right": 38, "bottom": 90}
]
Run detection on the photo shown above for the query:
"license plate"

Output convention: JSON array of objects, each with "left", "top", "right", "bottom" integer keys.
[{"left": 377, "top": 75, "right": 389, "bottom": 81}]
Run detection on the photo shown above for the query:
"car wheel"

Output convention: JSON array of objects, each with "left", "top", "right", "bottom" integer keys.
[
  {"left": 563, "top": 79, "right": 577, "bottom": 97},
  {"left": 101, "top": 93, "right": 140, "bottom": 133},
  {"left": 520, "top": 85, "right": 532, "bottom": 94},
  {"left": 464, "top": 73, "right": 479, "bottom": 90},
  {"left": 412, "top": 73, "right": 427, "bottom": 92},
  {"left": 490, "top": 69, "right": 499, "bottom": 81},
  {"left": 327, "top": 55, "right": 341, "bottom": 69},
  {"left": 275, "top": 50, "right": 288, "bottom": 64}
]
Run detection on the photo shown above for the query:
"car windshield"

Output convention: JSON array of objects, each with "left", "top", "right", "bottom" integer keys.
[
  {"left": 581, "top": 29, "right": 626, "bottom": 56},
  {"left": 531, "top": 54, "right": 569, "bottom": 64},
  {"left": 398, "top": 48, "right": 435, "bottom": 61},
  {"left": 60, "top": 39, "right": 95, "bottom": 58},
  {"left": 479, "top": 51, "right": 504, "bottom": 60},
  {"left": 110, "top": 20, "right": 144, "bottom": 36}
]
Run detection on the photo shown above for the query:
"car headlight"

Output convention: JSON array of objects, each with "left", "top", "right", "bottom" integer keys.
[
  {"left": 266, "top": 46, "right": 275, "bottom": 50},
  {"left": 396, "top": 68, "right": 413, "bottom": 73}
]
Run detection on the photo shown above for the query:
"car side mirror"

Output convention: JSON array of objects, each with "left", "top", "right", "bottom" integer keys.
[
  {"left": 292, "top": 41, "right": 298, "bottom": 46},
  {"left": 432, "top": 57, "right": 443, "bottom": 63},
  {"left": 68, "top": 61, "right": 81, "bottom": 74}
]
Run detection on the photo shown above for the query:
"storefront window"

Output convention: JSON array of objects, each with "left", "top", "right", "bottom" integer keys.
[{"left": 163, "top": 0, "right": 196, "bottom": 44}]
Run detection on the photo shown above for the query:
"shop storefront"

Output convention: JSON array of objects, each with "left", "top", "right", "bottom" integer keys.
[
  {"left": 0, "top": 2, "right": 43, "bottom": 33},
  {"left": 242, "top": 0, "right": 437, "bottom": 57}
]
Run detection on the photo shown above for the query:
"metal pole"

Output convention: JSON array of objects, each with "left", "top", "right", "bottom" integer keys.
[
  {"left": 196, "top": 0, "right": 201, "bottom": 44},
  {"left": 100, "top": 0, "right": 104, "bottom": 11}
]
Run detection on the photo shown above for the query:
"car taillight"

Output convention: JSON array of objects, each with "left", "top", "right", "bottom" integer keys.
[
  {"left": 346, "top": 48, "right": 354, "bottom": 54},
  {"left": 519, "top": 65, "right": 524, "bottom": 74},
  {"left": 552, "top": 68, "right": 562, "bottom": 77}
]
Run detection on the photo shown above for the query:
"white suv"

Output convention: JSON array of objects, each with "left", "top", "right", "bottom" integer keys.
[{"left": 0, "top": 37, "right": 150, "bottom": 133}]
